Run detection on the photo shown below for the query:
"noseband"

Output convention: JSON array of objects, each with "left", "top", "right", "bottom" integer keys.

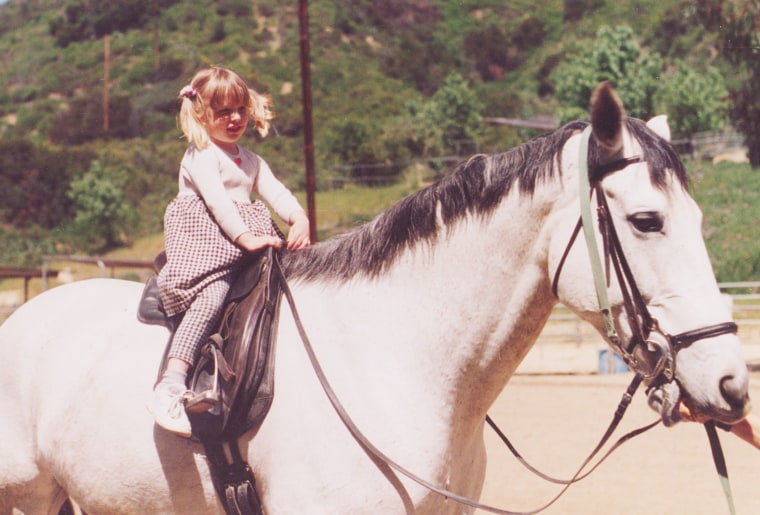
[{"left": 552, "top": 126, "right": 737, "bottom": 386}]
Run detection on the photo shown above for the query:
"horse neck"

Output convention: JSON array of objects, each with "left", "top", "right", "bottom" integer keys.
[{"left": 305, "top": 191, "right": 560, "bottom": 427}]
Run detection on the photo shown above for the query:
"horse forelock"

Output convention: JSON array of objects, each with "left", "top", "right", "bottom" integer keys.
[
  {"left": 589, "top": 118, "right": 688, "bottom": 190},
  {"left": 282, "top": 122, "right": 586, "bottom": 283}
]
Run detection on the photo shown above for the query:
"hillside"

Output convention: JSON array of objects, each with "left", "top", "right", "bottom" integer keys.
[
  {"left": 0, "top": 0, "right": 723, "bottom": 160},
  {"left": 0, "top": 0, "right": 749, "bottom": 271}
]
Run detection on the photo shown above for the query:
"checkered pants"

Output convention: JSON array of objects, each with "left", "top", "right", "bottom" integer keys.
[
  {"left": 158, "top": 194, "right": 284, "bottom": 364},
  {"left": 168, "top": 276, "right": 231, "bottom": 363}
]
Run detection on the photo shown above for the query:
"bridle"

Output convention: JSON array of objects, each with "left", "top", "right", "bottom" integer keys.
[
  {"left": 545, "top": 126, "right": 739, "bottom": 514},
  {"left": 551, "top": 126, "right": 738, "bottom": 387},
  {"left": 268, "top": 125, "right": 739, "bottom": 515}
]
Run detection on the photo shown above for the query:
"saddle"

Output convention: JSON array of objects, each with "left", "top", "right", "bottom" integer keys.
[{"left": 138, "top": 247, "right": 284, "bottom": 515}]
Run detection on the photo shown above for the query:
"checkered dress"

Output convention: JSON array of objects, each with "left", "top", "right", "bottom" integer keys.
[{"left": 157, "top": 194, "right": 284, "bottom": 318}]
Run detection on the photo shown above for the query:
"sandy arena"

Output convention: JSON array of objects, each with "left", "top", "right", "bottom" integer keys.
[{"left": 475, "top": 331, "right": 760, "bottom": 515}]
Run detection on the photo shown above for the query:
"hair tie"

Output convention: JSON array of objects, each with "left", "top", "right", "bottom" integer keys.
[{"left": 180, "top": 85, "right": 198, "bottom": 100}]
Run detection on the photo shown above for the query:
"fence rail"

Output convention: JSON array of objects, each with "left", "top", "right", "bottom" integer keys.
[
  {"left": 0, "top": 267, "right": 59, "bottom": 302},
  {"left": 3, "top": 265, "right": 760, "bottom": 337},
  {"left": 41, "top": 255, "right": 155, "bottom": 278},
  {"left": 538, "top": 282, "right": 760, "bottom": 348}
]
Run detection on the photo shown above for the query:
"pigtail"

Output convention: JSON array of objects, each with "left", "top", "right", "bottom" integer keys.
[
  {"left": 178, "top": 84, "right": 211, "bottom": 149},
  {"left": 248, "top": 88, "right": 274, "bottom": 138}
]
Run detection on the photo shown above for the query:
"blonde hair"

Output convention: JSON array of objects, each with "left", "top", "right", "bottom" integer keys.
[{"left": 178, "top": 66, "right": 274, "bottom": 149}]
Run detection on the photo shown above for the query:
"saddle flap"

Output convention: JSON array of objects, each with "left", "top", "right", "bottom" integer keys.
[
  {"left": 227, "top": 255, "right": 266, "bottom": 302},
  {"left": 187, "top": 247, "right": 283, "bottom": 441}
]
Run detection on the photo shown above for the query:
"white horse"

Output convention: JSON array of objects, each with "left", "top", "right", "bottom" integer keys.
[{"left": 0, "top": 83, "right": 749, "bottom": 514}]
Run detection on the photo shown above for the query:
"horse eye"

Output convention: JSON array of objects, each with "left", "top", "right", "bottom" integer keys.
[{"left": 628, "top": 212, "right": 663, "bottom": 233}]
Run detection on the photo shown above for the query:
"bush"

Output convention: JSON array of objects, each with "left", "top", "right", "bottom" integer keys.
[
  {"left": 658, "top": 61, "right": 728, "bottom": 138},
  {"left": 0, "top": 139, "right": 93, "bottom": 228},
  {"left": 553, "top": 25, "right": 662, "bottom": 123},
  {"left": 0, "top": 226, "right": 59, "bottom": 267},
  {"left": 67, "top": 160, "right": 137, "bottom": 252},
  {"left": 463, "top": 24, "right": 511, "bottom": 81},
  {"left": 50, "top": 95, "right": 134, "bottom": 144}
]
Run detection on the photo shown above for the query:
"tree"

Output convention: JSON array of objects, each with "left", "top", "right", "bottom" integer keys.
[
  {"left": 0, "top": 139, "right": 91, "bottom": 229},
  {"left": 553, "top": 25, "right": 662, "bottom": 123},
  {"left": 696, "top": 0, "right": 760, "bottom": 167},
  {"left": 658, "top": 61, "right": 728, "bottom": 138},
  {"left": 405, "top": 72, "right": 484, "bottom": 158},
  {"left": 552, "top": 24, "right": 729, "bottom": 140},
  {"left": 67, "top": 161, "right": 136, "bottom": 251}
]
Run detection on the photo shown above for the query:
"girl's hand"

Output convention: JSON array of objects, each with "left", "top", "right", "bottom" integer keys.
[
  {"left": 678, "top": 402, "right": 711, "bottom": 423},
  {"left": 234, "top": 232, "right": 283, "bottom": 253},
  {"left": 287, "top": 211, "right": 311, "bottom": 251}
]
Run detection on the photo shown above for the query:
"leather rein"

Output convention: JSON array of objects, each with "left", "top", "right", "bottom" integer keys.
[{"left": 271, "top": 126, "right": 738, "bottom": 514}]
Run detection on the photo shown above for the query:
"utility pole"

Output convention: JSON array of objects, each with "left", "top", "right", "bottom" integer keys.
[
  {"left": 153, "top": 0, "right": 160, "bottom": 72},
  {"left": 103, "top": 33, "right": 110, "bottom": 132},
  {"left": 298, "top": 0, "right": 317, "bottom": 243}
]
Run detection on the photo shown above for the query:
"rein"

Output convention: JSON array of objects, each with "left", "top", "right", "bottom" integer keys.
[
  {"left": 268, "top": 126, "right": 737, "bottom": 514},
  {"left": 275, "top": 253, "right": 657, "bottom": 515},
  {"left": 486, "top": 373, "right": 661, "bottom": 489},
  {"left": 275, "top": 257, "right": 536, "bottom": 515}
]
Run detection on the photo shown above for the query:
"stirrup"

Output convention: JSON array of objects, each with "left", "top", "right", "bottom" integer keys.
[
  {"left": 186, "top": 335, "right": 233, "bottom": 413},
  {"left": 185, "top": 388, "right": 220, "bottom": 413}
]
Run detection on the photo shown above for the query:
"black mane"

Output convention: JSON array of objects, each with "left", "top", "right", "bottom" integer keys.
[{"left": 281, "top": 118, "right": 686, "bottom": 282}]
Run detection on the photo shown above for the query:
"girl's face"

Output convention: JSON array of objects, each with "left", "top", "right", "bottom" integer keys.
[{"left": 206, "top": 100, "right": 249, "bottom": 152}]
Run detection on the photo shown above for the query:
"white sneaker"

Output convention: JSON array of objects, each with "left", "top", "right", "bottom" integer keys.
[{"left": 152, "top": 382, "right": 193, "bottom": 438}]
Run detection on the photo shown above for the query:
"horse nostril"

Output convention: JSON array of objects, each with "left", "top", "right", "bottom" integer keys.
[{"left": 720, "top": 374, "right": 749, "bottom": 410}]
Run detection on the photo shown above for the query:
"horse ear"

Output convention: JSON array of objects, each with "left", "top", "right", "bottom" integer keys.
[
  {"left": 589, "top": 81, "right": 624, "bottom": 155},
  {"left": 646, "top": 115, "right": 671, "bottom": 142}
]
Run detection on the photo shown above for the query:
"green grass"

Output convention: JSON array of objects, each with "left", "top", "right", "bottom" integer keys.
[
  {"left": 296, "top": 179, "right": 420, "bottom": 240},
  {"left": 689, "top": 160, "right": 760, "bottom": 282}
]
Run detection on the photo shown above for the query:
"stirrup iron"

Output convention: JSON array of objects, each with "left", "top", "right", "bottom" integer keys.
[{"left": 186, "top": 334, "right": 234, "bottom": 413}]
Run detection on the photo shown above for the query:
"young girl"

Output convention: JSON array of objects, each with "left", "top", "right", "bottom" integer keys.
[{"left": 152, "top": 66, "right": 310, "bottom": 437}]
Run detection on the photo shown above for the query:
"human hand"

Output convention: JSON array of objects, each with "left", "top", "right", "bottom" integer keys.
[
  {"left": 234, "top": 232, "right": 283, "bottom": 253},
  {"left": 678, "top": 402, "right": 711, "bottom": 423},
  {"left": 286, "top": 211, "right": 311, "bottom": 251}
]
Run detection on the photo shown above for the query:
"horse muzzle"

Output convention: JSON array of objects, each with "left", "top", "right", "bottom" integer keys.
[{"left": 633, "top": 321, "right": 750, "bottom": 426}]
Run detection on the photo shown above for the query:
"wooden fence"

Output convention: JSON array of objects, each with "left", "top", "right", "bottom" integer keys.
[
  {"left": 2, "top": 261, "right": 760, "bottom": 338},
  {"left": 0, "top": 267, "right": 59, "bottom": 302},
  {"left": 40, "top": 254, "right": 155, "bottom": 279}
]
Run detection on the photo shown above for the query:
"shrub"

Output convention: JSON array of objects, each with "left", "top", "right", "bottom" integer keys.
[{"left": 67, "top": 160, "right": 137, "bottom": 252}]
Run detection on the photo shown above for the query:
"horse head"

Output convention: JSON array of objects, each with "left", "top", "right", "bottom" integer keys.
[{"left": 552, "top": 82, "right": 750, "bottom": 426}]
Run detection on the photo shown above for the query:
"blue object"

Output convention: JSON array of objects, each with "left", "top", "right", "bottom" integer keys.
[{"left": 598, "top": 349, "right": 629, "bottom": 374}]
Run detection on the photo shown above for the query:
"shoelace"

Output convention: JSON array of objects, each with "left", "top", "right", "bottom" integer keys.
[{"left": 166, "top": 388, "right": 193, "bottom": 419}]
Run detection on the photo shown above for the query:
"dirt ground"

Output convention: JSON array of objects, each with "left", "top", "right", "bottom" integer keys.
[{"left": 476, "top": 372, "right": 760, "bottom": 515}]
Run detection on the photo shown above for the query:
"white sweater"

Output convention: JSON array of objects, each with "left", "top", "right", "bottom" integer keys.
[{"left": 177, "top": 143, "right": 304, "bottom": 241}]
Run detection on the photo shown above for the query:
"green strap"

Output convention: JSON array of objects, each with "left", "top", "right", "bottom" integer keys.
[
  {"left": 705, "top": 421, "right": 737, "bottom": 515},
  {"left": 577, "top": 127, "right": 617, "bottom": 341},
  {"left": 579, "top": 129, "right": 736, "bottom": 514}
]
